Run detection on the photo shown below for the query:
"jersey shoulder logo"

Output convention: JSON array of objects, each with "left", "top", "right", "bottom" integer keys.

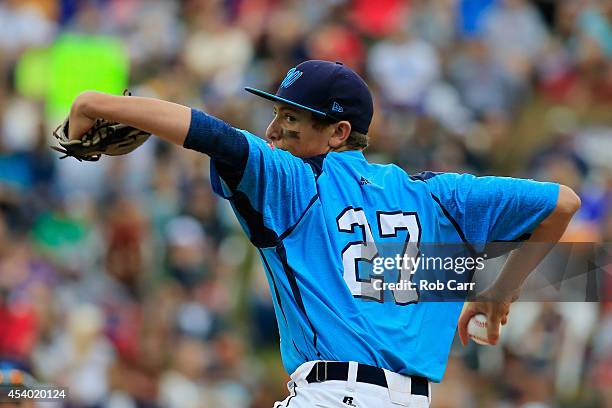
[
  {"left": 332, "top": 101, "right": 344, "bottom": 112},
  {"left": 280, "top": 68, "right": 303, "bottom": 88},
  {"left": 359, "top": 176, "right": 371, "bottom": 185}
]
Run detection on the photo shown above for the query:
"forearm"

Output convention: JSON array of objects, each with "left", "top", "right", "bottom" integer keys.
[
  {"left": 69, "top": 91, "right": 249, "bottom": 170},
  {"left": 489, "top": 185, "right": 581, "bottom": 295},
  {"left": 70, "top": 91, "right": 191, "bottom": 145}
]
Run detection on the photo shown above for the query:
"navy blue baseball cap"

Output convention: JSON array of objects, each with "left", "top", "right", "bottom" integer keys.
[{"left": 245, "top": 60, "right": 374, "bottom": 134}]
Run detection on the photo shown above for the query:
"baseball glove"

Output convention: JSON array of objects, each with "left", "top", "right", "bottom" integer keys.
[{"left": 51, "top": 93, "right": 151, "bottom": 162}]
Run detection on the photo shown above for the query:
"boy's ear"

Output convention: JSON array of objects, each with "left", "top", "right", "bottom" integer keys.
[{"left": 329, "top": 121, "right": 352, "bottom": 148}]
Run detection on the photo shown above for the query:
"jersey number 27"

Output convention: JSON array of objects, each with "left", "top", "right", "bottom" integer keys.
[{"left": 337, "top": 207, "right": 421, "bottom": 305}]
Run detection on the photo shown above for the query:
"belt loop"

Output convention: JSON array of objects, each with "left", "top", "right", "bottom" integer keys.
[
  {"left": 346, "top": 362, "right": 358, "bottom": 392},
  {"left": 385, "top": 369, "right": 411, "bottom": 406},
  {"left": 315, "top": 361, "right": 328, "bottom": 382}
]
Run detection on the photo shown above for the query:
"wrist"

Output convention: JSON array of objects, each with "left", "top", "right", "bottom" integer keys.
[{"left": 483, "top": 282, "right": 521, "bottom": 302}]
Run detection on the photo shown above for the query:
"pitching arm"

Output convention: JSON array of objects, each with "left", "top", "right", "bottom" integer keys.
[{"left": 457, "top": 185, "right": 581, "bottom": 345}]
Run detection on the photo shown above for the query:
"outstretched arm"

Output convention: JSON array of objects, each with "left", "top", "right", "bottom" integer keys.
[
  {"left": 457, "top": 185, "right": 581, "bottom": 345},
  {"left": 68, "top": 91, "right": 191, "bottom": 145},
  {"left": 66, "top": 90, "right": 317, "bottom": 244},
  {"left": 67, "top": 90, "right": 249, "bottom": 170}
]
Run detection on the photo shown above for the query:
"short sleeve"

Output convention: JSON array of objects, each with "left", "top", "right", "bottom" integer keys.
[
  {"left": 423, "top": 173, "right": 559, "bottom": 245},
  {"left": 211, "top": 131, "right": 318, "bottom": 246}
]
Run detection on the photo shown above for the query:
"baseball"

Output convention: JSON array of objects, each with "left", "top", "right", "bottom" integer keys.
[{"left": 467, "top": 313, "right": 500, "bottom": 345}]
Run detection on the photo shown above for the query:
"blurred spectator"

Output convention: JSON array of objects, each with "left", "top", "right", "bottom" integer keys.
[
  {"left": 368, "top": 26, "right": 440, "bottom": 108},
  {"left": 183, "top": 3, "right": 253, "bottom": 98},
  {"left": 157, "top": 336, "right": 213, "bottom": 408},
  {"left": 578, "top": 2, "right": 612, "bottom": 59},
  {"left": 449, "top": 38, "right": 519, "bottom": 117},
  {"left": 104, "top": 197, "right": 149, "bottom": 297},
  {"left": 33, "top": 305, "right": 115, "bottom": 407},
  {"left": 409, "top": 0, "right": 455, "bottom": 51},
  {"left": 0, "top": 1, "right": 56, "bottom": 58},
  {"left": 0, "top": 288, "right": 37, "bottom": 369},
  {"left": 307, "top": 22, "right": 365, "bottom": 71},
  {"left": 164, "top": 215, "right": 211, "bottom": 288},
  {"left": 349, "top": 0, "right": 408, "bottom": 38},
  {"left": 456, "top": 0, "right": 497, "bottom": 38},
  {"left": 482, "top": 0, "right": 549, "bottom": 81}
]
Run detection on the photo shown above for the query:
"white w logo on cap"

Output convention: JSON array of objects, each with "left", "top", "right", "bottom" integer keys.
[{"left": 280, "top": 68, "right": 303, "bottom": 88}]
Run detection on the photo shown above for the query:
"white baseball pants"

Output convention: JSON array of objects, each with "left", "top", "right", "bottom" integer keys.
[{"left": 274, "top": 361, "right": 431, "bottom": 408}]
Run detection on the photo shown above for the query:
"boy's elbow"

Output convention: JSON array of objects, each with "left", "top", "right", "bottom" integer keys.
[
  {"left": 556, "top": 184, "right": 581, "bottom": 216},
  {"left": 73, "top": 91, "right": 103, "bottom": 116}
]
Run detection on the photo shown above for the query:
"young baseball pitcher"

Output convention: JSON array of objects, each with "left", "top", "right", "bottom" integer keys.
[{"left": 61, "top": 60, "right": 580, "bottom": 407}]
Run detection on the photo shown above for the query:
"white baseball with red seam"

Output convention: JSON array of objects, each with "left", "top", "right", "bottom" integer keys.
[{"left": 467, "top": 313, "right": 500, "bottom": 345}]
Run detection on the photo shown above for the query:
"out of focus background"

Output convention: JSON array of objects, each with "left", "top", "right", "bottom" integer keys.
[{"left": 0, "top": 0, "right": 610, "bottom": 407}]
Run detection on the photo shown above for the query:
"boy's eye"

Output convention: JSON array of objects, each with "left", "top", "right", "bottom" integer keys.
[{"left": 272, "top": 110, "right": 296, "bottom": 123}]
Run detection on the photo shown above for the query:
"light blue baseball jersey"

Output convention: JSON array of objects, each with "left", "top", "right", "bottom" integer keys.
[{"left": 184, "top": 109, "right": 559, "bottom": 382}]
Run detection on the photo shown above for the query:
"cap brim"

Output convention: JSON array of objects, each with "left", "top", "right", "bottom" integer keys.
[{"left": 244, "top": 87, "right": 330, "bottom": 118}]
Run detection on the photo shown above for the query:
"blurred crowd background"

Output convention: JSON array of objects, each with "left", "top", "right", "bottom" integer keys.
[{"left": 0, "top": 0, "right": 611, "bottom": 407}]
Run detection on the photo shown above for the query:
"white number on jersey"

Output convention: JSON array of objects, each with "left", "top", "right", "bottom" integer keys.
[{"left": 337, "top": 208, "right": 421, "bottom": 304}]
